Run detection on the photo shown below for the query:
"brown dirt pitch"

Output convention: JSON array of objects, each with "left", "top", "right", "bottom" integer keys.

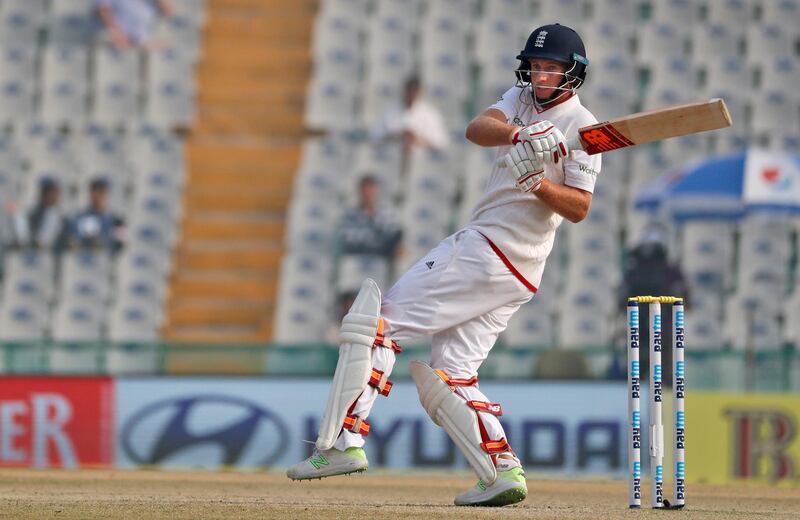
[{"left": 0, "top": 468, "right": 797, "bottom": 519}]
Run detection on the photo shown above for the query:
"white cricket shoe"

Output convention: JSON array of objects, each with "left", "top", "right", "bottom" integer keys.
[
  {"left": 454, "top": 466, "right": 528, "bottom": 507},
  {"left": 286, "top": 447, "right": 368, "bottom": 480}
]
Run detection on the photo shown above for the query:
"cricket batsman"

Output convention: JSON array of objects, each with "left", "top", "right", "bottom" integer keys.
[{"left": 287, "top": 23, "right": 602, "bottom": 507}]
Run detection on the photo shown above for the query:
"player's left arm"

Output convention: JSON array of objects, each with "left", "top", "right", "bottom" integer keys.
[{"left": 532, "top": 181, "right": 591, "bottom": 223}]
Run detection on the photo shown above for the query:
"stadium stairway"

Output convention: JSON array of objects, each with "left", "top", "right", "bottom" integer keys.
[{"left": 164, "top": 0, "right": 315, "bottom": 342}]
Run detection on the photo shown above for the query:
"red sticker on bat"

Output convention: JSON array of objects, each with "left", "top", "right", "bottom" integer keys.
[{"left": 578, "top": 124, "right": 634, "bottom": 154}]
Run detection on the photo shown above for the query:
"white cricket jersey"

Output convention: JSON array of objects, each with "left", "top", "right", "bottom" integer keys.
[{"left": 468, "top": 87, "right": 602, "bottom": 288}]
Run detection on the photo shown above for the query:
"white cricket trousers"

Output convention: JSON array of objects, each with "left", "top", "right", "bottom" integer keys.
[{"left": 334, "top": 228, "right": 536, "bottom": 452}]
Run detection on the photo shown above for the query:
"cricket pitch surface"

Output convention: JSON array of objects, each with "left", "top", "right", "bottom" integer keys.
[{"left": 1, "top": 468, "right": 797, "bottom": 519}]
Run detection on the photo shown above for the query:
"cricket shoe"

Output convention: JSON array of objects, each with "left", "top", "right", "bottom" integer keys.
[
  {"left": 454, "top": 466, "right": 528, "bottom": 507},
  {"left": 286, "top": 447, "right": 368, "bottom": 480}
]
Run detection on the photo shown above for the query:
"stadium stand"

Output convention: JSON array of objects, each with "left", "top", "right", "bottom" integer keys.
[{"left": 0, "top": 0, "right": 203, "bottom": 366}]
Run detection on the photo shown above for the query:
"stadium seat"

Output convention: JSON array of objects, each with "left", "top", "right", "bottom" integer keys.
[
  {"left": 0, "top": 78, "right": 34, "bottom": 126},
  {"left": 79, "top": 132, "right": 129, "bottom": 182},
  {"left": 320, "top": 0, "right": 371, "bottom": 18},
  {"left": 702, "top": 56, "right": 752, "bottom": 95},
  {"left": 312, "top": 11, "right": 361, "bottom": 59},
  {"left": 650, "top": 0, "right": 698, "bottom": 27},
  {"left": 337, "top": 254, "right": 390, "bottom": 293},
  {"left": 154, "top": 14, "right": 201, "bottom": 62},
  {"left": 40, "top": 46, "right": 89, "bottom": 127},
  {"left": 2, "top": 272, "right": 52, "bottom": 315},
  {"left": 502, "top": 301, "right": 554, "bottom": 348},
  {"left": 4, "top": 250, "right": 55, "bottom": 287},
  {"left": 92, "top": 47, "right": 142, "bottom": 128},
  {"left": 361, "top": 68, "right": 403, "bottom": 129},
  {"left": 759, "top": 56, "right": 800, "bottom": 100},
  {"left": 746, "top": 24, "right": 794, "bottom": 66},
  {"left": 537, "top": 0, "right": 585, "bottom": 29},
  {"left": 590, "top": 0, "right": 639, "bottom": 25},
  {"left": 636, "top": 22, "right": 688, "bottom": 64},
  {"left": 284, "top": 194, "right": 343, "bottom": 253},
  {"left": 713, "top": 131, "right": 750, "bottom": 154},
  {"left": 659, "top": 133, "right": 711, "bottom": 164},
  {"left": 581, "top": 21, "right": 634, "bottom": 60},
  {"left": 0, "top": 303, "right": 47, "bottom": 341},
  {"left": 648, "top": 56, "right": 697, "bottom": 93},
  {"left": 0, "top": 0, "right": 45, "bottom": 45},
  {"left": 401, "top": 197, "right": 451, "bottom": 250},
  {"left": 273, "top": 254, "right": 333, "bottom": 343},
  {"left": 374, "top": 0, "right": 420, "bottom": 18},
  {"left": 585, "top": 53, "right": 638, "bottom": 100},
  {"left": 51, "top": 303, "right": 102, "bottom": 341},
  {"left": 751, "top": 89, "right": 800, "bottom": 136},
  {"left": 304, "top": 71, "right": 359, "bottom": 132},
  {"left": 0, "top": 45, "right": 35, "bottom": 80},
  {"left": 683, "top": 310, "right": 724, "bottom": 349},
  {"left": 706, "top": 0, "right": 751, "bottom": 27},
  {"left": 724, "top": 302, "right": 783, "bottom": 351},
  {"left": 145, "top": 49, "right": 195, "bottom": 128},
  {"left": 483, "top": 0, "right": 531, "bottom": 19},
  {"left": 581, "top": 83, "right": 633, "bottom": 124},
  {"left": 641, "top": 82, "right": 692, "bottom": 111},
  {"left": 680, "top": 221, "right": 735, "bottom": 293},
  {"left": 760, "top": 0, "right": 799, "bottom": 32},
  {"left": 691, "top": 23, "right": 741, "bottom": 61},
  {"left": 557, "top": 288, "right": 612, "bottom": 349},
  {"left": 47, "top": 0, "right": 95, "bottom": 46},
  {"left": 475, "top": 51, "right": 519, "bottom": 110},
  {"left": 420, "top": 11, "right": 468, "bottom": 55},
  {"left": 299, "top": 136, "right": 352, "bottom": 173},
  {"left": 107, "top": 303, "right": 159, "bottom": 343},
  {"left": 473, "top": 17, "right": 523, "bottom": 68}
]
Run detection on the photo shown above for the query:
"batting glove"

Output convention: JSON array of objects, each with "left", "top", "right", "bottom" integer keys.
[
  {"left": 499, "top": 142, "right": 546, "bottom": 193},
  {"left": 511, "top": 120, "right": 568, "bottom": 164}
]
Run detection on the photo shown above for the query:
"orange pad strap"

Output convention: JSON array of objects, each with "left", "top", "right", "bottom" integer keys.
[
  {"left": 368, "top": 368, "right": 393, "bottom": 396},
  {"left": 468, "top": 400, "right": 503, "bottom": 416},
  {"left": 481, "top": 437, "right": 512, "bottom": 455},
  {"left": 343, "top": 414, "right": 370, "bottom": 436}
]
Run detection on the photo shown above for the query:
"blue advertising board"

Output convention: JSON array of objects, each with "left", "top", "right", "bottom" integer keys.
[{"left": 116, "top": 378, "right": 631, "bottom": 476}]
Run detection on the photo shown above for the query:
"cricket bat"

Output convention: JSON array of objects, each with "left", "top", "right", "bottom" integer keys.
[{"left": 567, "top": 98, "right": 732, "bottom": 155}]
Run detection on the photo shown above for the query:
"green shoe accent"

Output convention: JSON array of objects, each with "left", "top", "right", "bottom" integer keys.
[
  {"left": 472, "top": 486, "right": 528, "bottom": 507},
  {"left": 460, "top": 468, "right": 528, "bottom": 507},
  {"left": 308, "top": 453, "right": 330, "bottom": 469},
  {"left": 501, "top": 467, "right": 526, "bottom": 484},
  {"left": 344, "top": 447, "right": 367, "bottom": 461}
]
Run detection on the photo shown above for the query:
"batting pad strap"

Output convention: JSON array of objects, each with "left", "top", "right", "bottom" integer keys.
[
  {"left": 373, "top": 332, "right": 402, "bottom": 353},
  {"left": 368, "top": 368, "right": 393, "bottom": 396},
  {"left": 481, "top": 437, "right": 512, "bottom": 455},
  {"left": 468, "top": 400, "right": 503, "bottom": 416},
  {"left": 434, "top": 369, "right": 478, "bottom": 388},
  {"left": 343, "top": 414, "right": 370, "bottom": 436}
]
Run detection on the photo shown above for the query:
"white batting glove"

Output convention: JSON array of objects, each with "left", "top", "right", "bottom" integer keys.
[
  {"left": 511, "top": 120, "right": 569, "bottom": 164},
  {"left": 499, "top": 142, "right": 546, "bottom": 193}
]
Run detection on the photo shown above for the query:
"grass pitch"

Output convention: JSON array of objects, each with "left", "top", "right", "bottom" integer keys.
[{"left": 0, "top": 468, "right": 797, "bottom": 519}]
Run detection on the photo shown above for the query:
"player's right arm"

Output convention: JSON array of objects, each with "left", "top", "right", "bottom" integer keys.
[{"left": 465, "top": 109, "right": 518, "bottom": 147}]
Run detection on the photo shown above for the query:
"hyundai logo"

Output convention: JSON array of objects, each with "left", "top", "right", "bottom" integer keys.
[{"left": 121, "top": 395, "right": 289, "bottom": 467}]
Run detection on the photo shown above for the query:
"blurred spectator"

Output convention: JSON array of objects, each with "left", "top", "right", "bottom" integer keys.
[
  {"left": 4, "top": 177, "right": 68, "bottom": 252},
  {"left": 69, "top": 179, "right": 125, "bottom": 254},
  {"left": 372, "top": 76, "right": 450, "bottom": 152},
  {"left": 337, "top": 176, "right": 402, "bottom": 259},
  {"left": 96, "top": 0, "right": 174, "bottom": 50},
  {"left": 613, "top": 225, "right": 690, "bottom": 381}
]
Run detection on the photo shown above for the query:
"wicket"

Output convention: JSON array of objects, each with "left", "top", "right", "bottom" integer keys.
[{"left": 627, "top": 296, "right": 686, "bottom": 509}]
